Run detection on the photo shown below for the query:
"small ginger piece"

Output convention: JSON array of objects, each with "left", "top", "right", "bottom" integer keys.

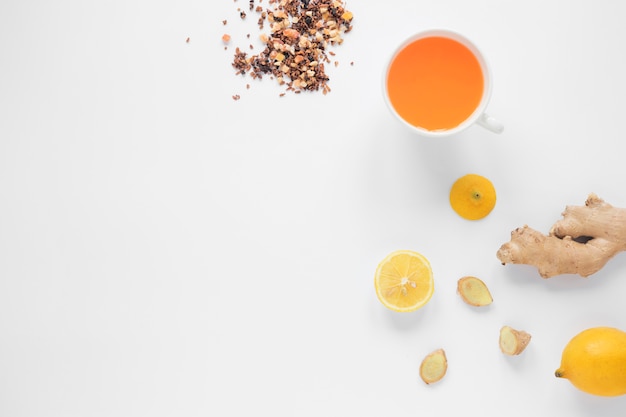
[
  {"left": 497, "top": 194, "right": 626, "bottom": 278},
  {"left": 457, "top": 276, "right": 493, "bottom": 306},
  {"left": 499, "top": 326, "right": 531, "bottom": 356},
  {"left": 419, "top": 349, "right": 448, "bottom": 384}
]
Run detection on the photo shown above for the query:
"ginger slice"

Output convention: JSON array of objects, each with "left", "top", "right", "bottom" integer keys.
[
  {"left": 457, "top": 276, "right": 493, "bottom": 306},
  {"left": 419, "top": 349, "right": 448, "bottom": 384},
  {"left": 499, "top": 326, "right": 531, "bottom": 355}
]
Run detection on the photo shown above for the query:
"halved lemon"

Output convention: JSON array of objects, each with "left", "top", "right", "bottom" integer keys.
[
  {"left": 449, "top": 174, "right": 496, "bottom": 220},
  {"left": 374, "top": 250, "right": 434, "bottom": 312}
]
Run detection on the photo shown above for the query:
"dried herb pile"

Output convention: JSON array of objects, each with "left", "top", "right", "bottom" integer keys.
[{"left": 227, "top": 0, "right": 353, "bottom": 96}]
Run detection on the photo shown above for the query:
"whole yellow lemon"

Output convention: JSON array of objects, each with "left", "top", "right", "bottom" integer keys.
[
  {"left": 449, "top": 174, "right": 496, "bottom": 221},
  {"left": 555, "top": 327, "right": 626, "bottom": 396}
]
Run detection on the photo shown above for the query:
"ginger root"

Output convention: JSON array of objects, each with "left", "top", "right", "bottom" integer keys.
[{"left": 497, "top": 194, "right": 626, "bottom": 278}]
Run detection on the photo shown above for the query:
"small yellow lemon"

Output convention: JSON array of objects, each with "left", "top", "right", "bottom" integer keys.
[
  {"left": 555, "top": 327, "right": 626, "bottom": 397},
  {"left": 449, "top": 174, "right": 496, "bottom": 220},
  {"left": 374, "top": 250, "right": 434, "bottom": 312}
]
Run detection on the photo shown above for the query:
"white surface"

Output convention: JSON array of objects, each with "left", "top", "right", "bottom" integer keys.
[{"left": 1, "top": 1, "right": 626, "bottom": 416}]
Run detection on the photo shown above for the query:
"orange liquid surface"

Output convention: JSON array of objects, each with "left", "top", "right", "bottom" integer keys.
[{"left": 387, "top": 36, "right": 484, "bottom": 131}]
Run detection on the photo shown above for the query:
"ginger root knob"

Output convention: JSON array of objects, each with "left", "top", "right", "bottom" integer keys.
[{"left": 497, "top": 194, "right": 626, "bottom": 278}]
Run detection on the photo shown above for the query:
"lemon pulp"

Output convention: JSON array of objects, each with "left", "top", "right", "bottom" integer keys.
[{"left": 374, "top": 250, "right": 434, "bottom": 312}]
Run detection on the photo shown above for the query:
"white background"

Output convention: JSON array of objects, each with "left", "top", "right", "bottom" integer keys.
[{"left": 2, "top": 0, "right": 626, "bottom": 416}]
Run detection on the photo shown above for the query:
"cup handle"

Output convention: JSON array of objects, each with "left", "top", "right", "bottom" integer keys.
[{"left": 476, "top": 113, "right": 504, "bottom": 134}]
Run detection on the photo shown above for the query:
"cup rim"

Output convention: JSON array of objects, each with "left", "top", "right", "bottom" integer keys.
[{"left": 383, "top": 29, "right": 493, "bottom": 138}]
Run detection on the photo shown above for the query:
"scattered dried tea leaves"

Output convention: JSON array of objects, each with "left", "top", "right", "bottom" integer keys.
[{"left": 228, "top": 0, "right": 354, "bottom": 97}]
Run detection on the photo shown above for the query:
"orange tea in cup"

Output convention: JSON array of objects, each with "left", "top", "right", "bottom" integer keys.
[{"left": 384, "top": 30, "right": 496, "bottom": 136}]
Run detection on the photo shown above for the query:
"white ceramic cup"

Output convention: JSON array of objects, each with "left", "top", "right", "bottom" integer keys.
[{"left": 383, "top": 29, "right": 503, "bottom": 137}]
